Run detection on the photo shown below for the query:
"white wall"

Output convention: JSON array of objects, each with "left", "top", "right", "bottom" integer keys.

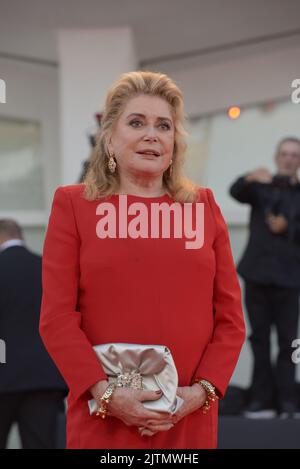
[
  {"left": 167, "top": 37, "right": 300, "bottom": 117},
  {"left": 0, "top": 57, "right": 60, "bottom": 216},
  {"left": 58, "top": 27, "right": 138, "bottom": 185}
]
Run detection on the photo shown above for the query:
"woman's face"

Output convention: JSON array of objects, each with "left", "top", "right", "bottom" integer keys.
[{"left": 107, "top": 94, "right": 175, "bottom": 182}]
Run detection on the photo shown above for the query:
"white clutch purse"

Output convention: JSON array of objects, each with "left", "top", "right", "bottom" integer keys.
[{"left": 88, "top": 342, "right": 184, "bottom": 415}]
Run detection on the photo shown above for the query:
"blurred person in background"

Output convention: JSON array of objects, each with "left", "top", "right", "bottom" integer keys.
[
  {"left": 229, "top": 137, "right": 300, "bottom": 419},
  {"left": 0, "top": 219, "right": 67, "bottom": 448}
]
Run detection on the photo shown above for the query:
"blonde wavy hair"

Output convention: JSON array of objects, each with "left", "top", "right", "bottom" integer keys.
[{"left": 83, "top": 70, "right": 200, "bottom": 203}]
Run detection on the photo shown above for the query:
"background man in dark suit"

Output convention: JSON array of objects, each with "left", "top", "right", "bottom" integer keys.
[
  {"left": 0, "top": 219, "right": 67, "bottom": 448},
  {"left": 229, "top": 137, "right": 300, "bottom": 419}
]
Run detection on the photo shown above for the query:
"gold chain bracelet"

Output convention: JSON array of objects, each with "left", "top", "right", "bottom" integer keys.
[
  {"left": 192, "top": 378, "right": 219, "bottom": 414},
  {"left": 95, "top": 382, "right": 117, "bottom": 419}
]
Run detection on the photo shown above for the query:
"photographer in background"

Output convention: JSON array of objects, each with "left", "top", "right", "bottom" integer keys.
[{"left": 229, "top": 137, "right": 300, "bottom": 419}]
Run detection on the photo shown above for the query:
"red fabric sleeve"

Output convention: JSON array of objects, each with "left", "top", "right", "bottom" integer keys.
[
  {"left": 39, "top": 186, "right": 108, "bottom": 403},
  {"left": 191, "top": 188, "right": 246, "bottom": 399}
]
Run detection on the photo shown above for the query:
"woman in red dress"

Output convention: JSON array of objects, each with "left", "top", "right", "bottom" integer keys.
[{"left": 39, "top": 70, "right": 245, "bottom": 449}]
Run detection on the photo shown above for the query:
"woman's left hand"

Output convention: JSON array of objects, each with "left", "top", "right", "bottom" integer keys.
[
  {"left": 172, "top": 384, "right": 207, "bottom": 424},
  {"left": 138, "top": 384, "right": 207, "bottom": 437}
]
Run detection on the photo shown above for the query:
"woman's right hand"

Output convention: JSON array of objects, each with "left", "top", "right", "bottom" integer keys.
[{"left": 90, "top": 380, "right": 174, "bottom": 431}]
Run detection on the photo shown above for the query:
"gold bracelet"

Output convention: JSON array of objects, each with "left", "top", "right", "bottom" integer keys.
[
  {"left": 95, "top": 382, "right": 117, "bottom": 419},
  {"left": 192, "top": 378, "right": 219, "bottom": 414}
]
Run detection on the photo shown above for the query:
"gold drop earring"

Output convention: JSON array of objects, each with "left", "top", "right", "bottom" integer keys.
[{"left": 108, "top": 152, "right": 117, "bottom": 173}]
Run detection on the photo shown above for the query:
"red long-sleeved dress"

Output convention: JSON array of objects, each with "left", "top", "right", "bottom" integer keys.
[{"left": 39, "top": 184, "right": 245, "bottom": 449}]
